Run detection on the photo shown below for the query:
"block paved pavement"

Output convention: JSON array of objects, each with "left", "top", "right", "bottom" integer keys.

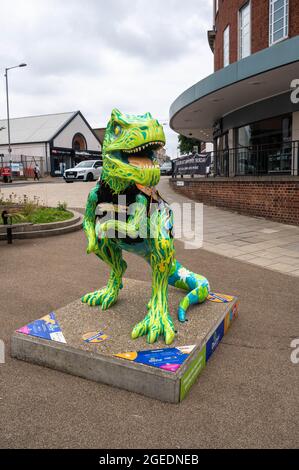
[
  {"left": 1, "top": 176, "right": 299, "bottom": 276},
  {"left": 159, "top": 178, "right": 299, "bottom": 278}
]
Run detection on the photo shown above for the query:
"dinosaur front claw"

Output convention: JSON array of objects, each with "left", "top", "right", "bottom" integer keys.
[{"left": 81, "top": 286, "right": 119, "bottom": 309}]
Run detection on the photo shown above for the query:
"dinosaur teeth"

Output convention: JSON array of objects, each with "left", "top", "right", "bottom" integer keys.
[
  {"left": 128, "top": 156, "right": 154, "bottom": 169},
  {"left": 123, "top": 141, "right": 164, "bottom": 155}
]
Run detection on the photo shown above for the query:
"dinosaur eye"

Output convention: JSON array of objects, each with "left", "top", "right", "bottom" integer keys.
[{"left": 114, "top": 125, "right": 121, "bottom": 136}]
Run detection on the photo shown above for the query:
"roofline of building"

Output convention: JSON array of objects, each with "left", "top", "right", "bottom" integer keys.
[
  {"left": 0, "top": 111, "right": 78, "bottom": 146},
  {"left": 50, "top": 110, "right": 102, "bottom": 147},
  {"left": 169, "top": 35, "right": 299, "bottom": 131},
  {"left": 0, "top": 110, "right": 77, "bottom": 123},
  {"left": 77, "top": 112, "right": 103, "bottom": 146},
  {"left": 49, "top": 111, "right": 80, "bottom": 142},
  {"left": 0, "top": 110, "right": 102, "bottom": 147}
]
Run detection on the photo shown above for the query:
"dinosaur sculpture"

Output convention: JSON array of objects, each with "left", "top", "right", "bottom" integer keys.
[{"left": 82, "top": 109, "right": 210, "bottom": 344}]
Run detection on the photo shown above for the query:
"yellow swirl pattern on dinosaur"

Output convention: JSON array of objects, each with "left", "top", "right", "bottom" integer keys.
[{"left": 82, "top": 109, "right": 210, "bottom": 344}]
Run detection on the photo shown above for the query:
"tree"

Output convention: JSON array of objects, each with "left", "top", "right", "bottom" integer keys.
[{"left": 178, "top": 135, "right": 201, "bottom": 155}]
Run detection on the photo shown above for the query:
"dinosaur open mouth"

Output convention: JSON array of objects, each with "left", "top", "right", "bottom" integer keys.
[{"left": 123, "top": 141, "right": 163, "bottom": 169}]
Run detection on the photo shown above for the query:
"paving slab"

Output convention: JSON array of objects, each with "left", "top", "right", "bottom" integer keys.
[
  {"left": 249, "top": 258, "right": 278, "bottom": 267},
  {"left": 267, "top": 263, "right": 298, "bottom": 273},
  {"left": 11, "top": 278, "right": 238, "bottom": 403}
]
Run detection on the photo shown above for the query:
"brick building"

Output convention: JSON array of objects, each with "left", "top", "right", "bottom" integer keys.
[
  {"left": 169, "top": 0, "right": 299, "bottom": 224},
  {"left": 212, "top": 0, "right": 299, "bottom": 71}
]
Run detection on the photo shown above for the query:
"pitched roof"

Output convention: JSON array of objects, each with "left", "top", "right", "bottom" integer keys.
[{"left": 0, "top": 111, "right": 78, "bottom": 145}]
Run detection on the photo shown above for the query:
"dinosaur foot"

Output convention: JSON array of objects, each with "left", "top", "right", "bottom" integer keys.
[
  {"left": 81, "top": 285, "right": 121, "bottom": 310},
  {"left": 131, "top": 304, "right": 176, "bottom": 345}
]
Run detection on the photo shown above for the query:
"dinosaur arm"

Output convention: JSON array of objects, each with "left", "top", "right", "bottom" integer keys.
[
  {"left": 99, "top": 194, "right": 148, "bottom": 239},
  {"left": 83, "top": 183, "right": 100, "bottom": 253}
]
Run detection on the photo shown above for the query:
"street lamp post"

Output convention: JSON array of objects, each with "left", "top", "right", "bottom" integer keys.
[{"left": 4, "top": 63, "right": 27, "bottom": 155}]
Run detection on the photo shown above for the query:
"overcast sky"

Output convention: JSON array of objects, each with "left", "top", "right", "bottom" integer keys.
[{"left": 0, "top": 0, "right": 214, "bottom": 157}]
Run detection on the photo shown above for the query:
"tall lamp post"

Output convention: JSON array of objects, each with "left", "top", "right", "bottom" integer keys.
[{"left": 4, "top": 63, "right": 27, "bottom": 156}]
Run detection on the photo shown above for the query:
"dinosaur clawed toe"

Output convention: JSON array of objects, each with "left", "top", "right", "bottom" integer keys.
[
  {"left": 131, "top": 307, "right": 176, "bottom": 345},
  {"left": 81, "top": 287, "right": 119, "bottom": 309}
]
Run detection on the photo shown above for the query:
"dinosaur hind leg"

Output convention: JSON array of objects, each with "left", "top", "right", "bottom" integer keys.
[
  {"left": 132, "top": 227, "right": 176, "bottom": 345},
  {"left": 82, "top": 237, "right": 127, "bottom": 310}
]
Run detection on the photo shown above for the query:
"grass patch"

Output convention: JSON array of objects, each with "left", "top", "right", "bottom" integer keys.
[
  {"left": 0, "top": 191, "right": 73, "bottom": 224},
  {"left": 12, "top": 207, "right": 74, "bottom": 224}
]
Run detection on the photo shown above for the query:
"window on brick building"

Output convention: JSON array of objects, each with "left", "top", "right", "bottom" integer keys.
[
  {"left": 269, "top": 0, "right": 289, "bottom": 46},
  {"left": 239, "top": 2, "right": 251, "bottom": 59},
  {"left": 235, "top": 114, "right": 292, "bottom": 175},
  {"left": 223, "top": 26, "right": 230, "bottom": 67}
]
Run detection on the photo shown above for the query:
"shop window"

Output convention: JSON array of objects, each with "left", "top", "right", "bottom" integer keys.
[
  {"left": 239, "top": 2, "right": 251, "bottom": 59},
  {"left": 269, "top": 0, "right": 289, "bottom": 46},
  {"left": 236, "top": 114, "right": 292, "bottom": 175},
  {"left": 237, "top": 115, "right": 292, "bottom": 148},
  {"left": 223, "top": 26, "right": 230, "bottom": 67},
  {"left": 214, "top": 132, "right": 229, "bottom": 177}
]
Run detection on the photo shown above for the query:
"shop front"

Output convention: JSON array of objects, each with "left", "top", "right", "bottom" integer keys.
[
  {"left": 213, "top": 114, "right": 297, "bottom": 177},
  {"left": 48, "top": 112, "right": 102, "bottom": 176},
  {"left": 234, "top": 114, "right": 293, "bottom": 176},
  {"left": 50, "top": 147, "right": 101, "bottom": 176}
]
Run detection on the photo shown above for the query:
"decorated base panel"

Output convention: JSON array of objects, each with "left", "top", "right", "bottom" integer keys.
[{"left": 11, "top": 279, "right": 238, "bottom": 403}]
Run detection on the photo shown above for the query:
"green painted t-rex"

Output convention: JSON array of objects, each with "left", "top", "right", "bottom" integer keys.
[{"left": 82, "top": 109, "right": 210, "bottom": 344}]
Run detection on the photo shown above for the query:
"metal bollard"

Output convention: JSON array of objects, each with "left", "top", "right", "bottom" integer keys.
[
  {"left": 1, "top": 210, "right": 12, "bottom": 244},
  {"left": 1, "top": 210, "right": 8, "bottom": 224}
]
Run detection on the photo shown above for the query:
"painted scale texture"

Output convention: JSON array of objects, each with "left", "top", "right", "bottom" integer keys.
[{"left": 82, "top": 109, "right": 210, "bottom": 344}]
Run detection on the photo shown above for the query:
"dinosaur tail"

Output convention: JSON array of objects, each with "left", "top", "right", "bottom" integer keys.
[{"left": 168, "top": 259, "right": 210, "bottom": 322}]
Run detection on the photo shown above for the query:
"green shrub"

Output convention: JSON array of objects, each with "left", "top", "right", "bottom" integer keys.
[
  {"left": 57, "top": 201, "right": 68, "bottom": 211},
  {"left": 22, "top": 202, "right": 37, "bottom": 217}
]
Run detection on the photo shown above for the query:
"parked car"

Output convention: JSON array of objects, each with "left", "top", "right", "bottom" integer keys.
[
  {"left": 63, "top": 160, "right": 102, "bottom": 182},
  {"left": 160, "top": 161, "right": 173, "bottom": 176}
]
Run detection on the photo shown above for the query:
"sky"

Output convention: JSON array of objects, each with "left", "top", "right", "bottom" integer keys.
[{"left": 0, "top": 0, "right": 214, "bottom": 157}]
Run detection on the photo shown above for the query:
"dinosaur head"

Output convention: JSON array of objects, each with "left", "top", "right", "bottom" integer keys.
[{"left": 101, "top": 108, "right": 165, "bottom": 193}]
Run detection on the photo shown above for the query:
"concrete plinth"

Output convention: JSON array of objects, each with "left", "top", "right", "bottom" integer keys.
[{"left": 11, "top": 279, "right": 238, "bottom": 403}]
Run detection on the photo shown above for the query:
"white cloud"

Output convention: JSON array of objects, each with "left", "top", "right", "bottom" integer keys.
[{"left": 0, "top": 0, "right": 214, "bottom": 157}]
